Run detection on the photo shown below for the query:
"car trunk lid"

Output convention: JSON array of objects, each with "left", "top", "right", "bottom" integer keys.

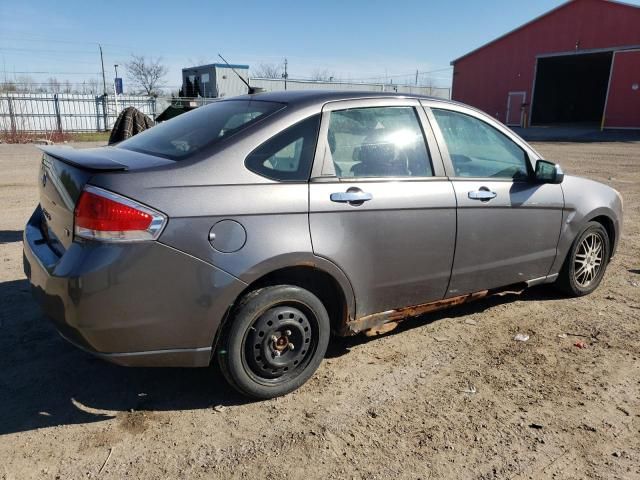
[{"left": 38, "top": 146, "right": 173, "bottom": 254}]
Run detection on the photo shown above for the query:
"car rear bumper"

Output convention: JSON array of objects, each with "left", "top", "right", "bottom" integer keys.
[
  {"left": 23, "top": 206, "right": 247, "bottom": 367},
  {"left": 58, "top": 331, "right": 214, "bottom": 367}
]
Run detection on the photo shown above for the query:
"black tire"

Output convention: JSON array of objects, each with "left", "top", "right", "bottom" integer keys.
[
  {"left": 217, "top": 285, "right": 330, "bottom": 399},
  {"left": 556, "top": 221, "right": 610, "bottom": 297}
]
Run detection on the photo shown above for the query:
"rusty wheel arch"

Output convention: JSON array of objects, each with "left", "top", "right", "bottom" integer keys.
[{"left": 228, "top": 265, "right": 351, "bottom": 336}]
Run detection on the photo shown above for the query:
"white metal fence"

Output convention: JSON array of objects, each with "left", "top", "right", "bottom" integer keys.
[
  {"left": 250, "top": 78, "right": 451, "bottom": 99},
  {"left": 1, "top": 81, "right": 451, "bottom": 134},
  {"left": 0, "top": 93, "right": 157, "bottom": 133}
]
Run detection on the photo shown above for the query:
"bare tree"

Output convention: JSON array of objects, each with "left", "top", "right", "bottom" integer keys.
[
  {"left": 187, "top": 56, "right": 211, "bottom": 67},
  {"left": 46, "top": 77, "right": 61, "bottom": 93},
  {"left": 15, "top": 75, "right": 36, "bottom": 92},
  {"left": 125, "top": 55, "right": 168, "bottom": 96},
  {"left": 310, "top": 69, "right": 335, "bottom": 82},
  {"left": 86, "top": 78, "right": 100, "bottom": 95},
  {"left": 0, "top": 81, "right": 17, "bottom": 93},
  {"left": 251, "top": 63, "right": 282, "bottom": 79}
]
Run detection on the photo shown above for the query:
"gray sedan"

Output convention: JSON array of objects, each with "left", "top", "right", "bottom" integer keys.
[{"left": 23, "top": 91, "right": 623, "bottom": 399}]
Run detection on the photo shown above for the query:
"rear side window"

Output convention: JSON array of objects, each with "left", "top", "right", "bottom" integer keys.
[
  {"left": 245, "top": 115, "right": 321, "bottom": 181},
  {"left": 118, "top": 100, "right": 284, "bottom": 160}
]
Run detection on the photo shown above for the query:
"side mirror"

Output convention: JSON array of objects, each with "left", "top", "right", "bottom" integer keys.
[{"left": 535, "top": 160, "right": 564, "bottom": 184}]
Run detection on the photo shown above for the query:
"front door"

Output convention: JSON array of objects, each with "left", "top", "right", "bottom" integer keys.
[
  {"left": 309, "top": 99, "right": 457, "bottom": 318},
  {"left": 506, "top": 91, "right": 526, "bottom": 126},
  {"left": 426, "top": 104, "right": 564, "bottom": 296}
]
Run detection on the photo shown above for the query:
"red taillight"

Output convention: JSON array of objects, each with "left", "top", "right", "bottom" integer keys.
[
  {"left": 74, "top": 186, "right": 166, "bottom": 242},
  {"left": 76, "top": 191, "right": 153, "bottom": 231}
]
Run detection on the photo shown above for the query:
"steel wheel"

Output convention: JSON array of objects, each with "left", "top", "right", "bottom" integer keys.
[
  {"left": 243, "top": 305, "right": 316, "bottom": 383},
  {"left": 573, "top": 232, "right": 604, "bottom": 288},
  {"left": 218, "top": 285, "right": 330, "bottom": 399}
]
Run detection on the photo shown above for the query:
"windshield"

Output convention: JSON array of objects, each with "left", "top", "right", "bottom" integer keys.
[{"left": 117, "top": 100, "right": 284, "bottom": 160}]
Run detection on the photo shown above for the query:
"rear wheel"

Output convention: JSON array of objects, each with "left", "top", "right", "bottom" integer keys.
[
  {"left": 218, "top": 285, "right": 330, "bottom": 399},
  {"left": 556, "top": 222, "right": 610, "bottom": 296}
]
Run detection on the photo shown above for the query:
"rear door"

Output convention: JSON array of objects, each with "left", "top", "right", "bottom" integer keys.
[
  {"left": 308, "top": 98, "right": 457, "bottom": 318},
  {"left": 423, "top": 101, "right": 564, "bottom": 296}
]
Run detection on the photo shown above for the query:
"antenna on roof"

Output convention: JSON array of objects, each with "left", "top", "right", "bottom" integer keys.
[{"left": 218, "top": 53, "right": 265, "bottom": 95}]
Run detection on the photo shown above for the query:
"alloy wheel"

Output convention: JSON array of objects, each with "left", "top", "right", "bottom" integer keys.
[{"left": 573, "top": 232, "right": 604, "bottom": 288}]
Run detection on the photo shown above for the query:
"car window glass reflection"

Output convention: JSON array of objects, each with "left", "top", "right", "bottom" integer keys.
[
  {"left": 432, "top": 109, "right": 529, "bottom": 179},
  {"left": 327, "top": 106, "right": 433, "bottom": 178},
  {"left": 245, "top": 115, "right": 320, "bottom": 181}
]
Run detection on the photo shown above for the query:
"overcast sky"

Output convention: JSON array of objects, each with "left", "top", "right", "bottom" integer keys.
[{"left": 2, "top": 0, "right": 639, "bottom": 92}]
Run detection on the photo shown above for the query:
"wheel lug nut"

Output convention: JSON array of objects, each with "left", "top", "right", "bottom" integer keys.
[
  {"left": 271, "top": 335, "right": 278, "bottom": 343},
  {"left": 288, "top": 343, "right": 295, "bottom": 351},
  {"left": 285, "top": 330, "right": 292, "bottom": 337}
]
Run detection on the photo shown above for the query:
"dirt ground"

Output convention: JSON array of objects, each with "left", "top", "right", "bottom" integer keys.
[{"left": 0, "top": 140, "right": 638, "bottom": 480}]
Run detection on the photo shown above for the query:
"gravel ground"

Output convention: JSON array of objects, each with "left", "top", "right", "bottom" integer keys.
[{"left": 0, "top": 141, "right": 638, "bottom": 480}]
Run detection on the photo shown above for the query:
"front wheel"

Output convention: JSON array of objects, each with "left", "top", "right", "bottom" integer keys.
[
  {"left": 556, "top": 221, "right": 610, "bottom": 296},
  {"left": 218, "top": 285, "right": 330, "bottom": 399}
]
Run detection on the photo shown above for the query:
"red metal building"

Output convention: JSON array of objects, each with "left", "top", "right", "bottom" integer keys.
[{"left": 451, "top": 0, "right": 640, "bottom": 129}]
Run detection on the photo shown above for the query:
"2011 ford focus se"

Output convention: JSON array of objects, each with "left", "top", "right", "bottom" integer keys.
[{"left": 23, "top": 91, "right": 623, "bottom": 399}]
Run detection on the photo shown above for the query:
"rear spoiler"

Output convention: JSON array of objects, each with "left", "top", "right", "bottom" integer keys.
[{"left": 39, "top": 146, "right": 128, "bottom": 171}]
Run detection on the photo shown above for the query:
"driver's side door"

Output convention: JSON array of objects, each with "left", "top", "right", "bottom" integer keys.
[{"left": 424, "top": 103, "right": 564, "bottom": 296}]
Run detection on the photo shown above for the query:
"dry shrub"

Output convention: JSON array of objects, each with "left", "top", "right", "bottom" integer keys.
[{"left": 0, "top": 129, "right": 72, "bottom": 144}]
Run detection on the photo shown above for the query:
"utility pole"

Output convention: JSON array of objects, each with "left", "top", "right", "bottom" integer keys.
[
  {"left": 113, "top": 64, "right": 119, "bottom": 116},
  {"left": 415, "top": 69, "right": 419, "bottom": 86},
  {"left": 98, "top": 44, "right": 108, "bottom": 131},
  {"left": 99, "top": 44, "right": 107, "bottom": 96},
  {"left": 282, "top": 58, "right": 288, "bottom": 90}
]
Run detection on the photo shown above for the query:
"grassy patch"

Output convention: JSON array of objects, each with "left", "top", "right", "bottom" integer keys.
[
  {"left": 0, "top": 130, "right": 111, "bottom": 144},
  {"left": 68, "top": 132, "right": 111, "bottom": 142}
]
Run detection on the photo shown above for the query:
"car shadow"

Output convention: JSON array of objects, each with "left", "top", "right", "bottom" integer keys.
[
  {"left": 0, "top": 230, "right": 23, "bottom": 244},
  {"left": 0, "top": 278, "right": 248, "bottom": 437},
  {"left": 0, "top": 277, "right": 564, "bottom": 436}
]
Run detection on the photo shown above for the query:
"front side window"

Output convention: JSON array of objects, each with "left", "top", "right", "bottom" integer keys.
[
  {"left": 245, "top": 115, "right": 320, "bottom": 181},
  {"left": 431, "top": 109, "right": 530, "bottom": 179},
  {"left": 118, "top": 100, "right": 283, "bottom": 160},
  {"left": 326, "top": 106, "right": 433, "bottom": 178}
]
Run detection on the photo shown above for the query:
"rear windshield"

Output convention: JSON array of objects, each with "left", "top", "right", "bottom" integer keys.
[{"left": 117, "top": 100, "right": 284, "bottom": 160}]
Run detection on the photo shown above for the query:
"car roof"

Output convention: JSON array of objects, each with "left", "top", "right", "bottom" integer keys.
[
  {"left": 225, "top": 89, "right": 541, "bottom": 161},
  {"left": 226, "top": 89, "right": 460, "bottom": 108}
]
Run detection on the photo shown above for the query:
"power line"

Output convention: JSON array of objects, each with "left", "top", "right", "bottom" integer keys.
[
  {"left": 0, "top": 46, "right": 104, "bottom": 55},
  {"left": 347, "top": 66, "right": 454, "bottom": 82},
  {"left": 2, "top": 82, "right": 106, "bottom": 85},
  {"left": 10, "top": 71, "right": 101, "bottom": 75},
  {"left": 1, "top": 82, "right": 184, "bottom": 87},
  {"left": 0, "top": 35, "right": 134, "bottom": 50},
  {"left": 0, "top": 42, "right": 452, "bottom": 80},
  {"left": 0, "top": 52, "right": 108, "bottom": 66}
]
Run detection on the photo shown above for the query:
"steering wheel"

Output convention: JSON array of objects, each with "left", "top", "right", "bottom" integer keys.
[{"left": 451, "top": 154, "right": 473, "bottom": 175}]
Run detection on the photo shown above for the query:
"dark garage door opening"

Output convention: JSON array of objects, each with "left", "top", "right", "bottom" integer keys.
[{"left": 532, "top": 52, "right": 613, "bottom": 125}]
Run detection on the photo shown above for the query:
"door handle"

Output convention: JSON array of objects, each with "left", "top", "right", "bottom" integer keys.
[
  {"left": 330, "top": 191, "right": 373, "bottom": 203},
  {"left": 468, "top": 189, "right": 497, "bottom": 201}
]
